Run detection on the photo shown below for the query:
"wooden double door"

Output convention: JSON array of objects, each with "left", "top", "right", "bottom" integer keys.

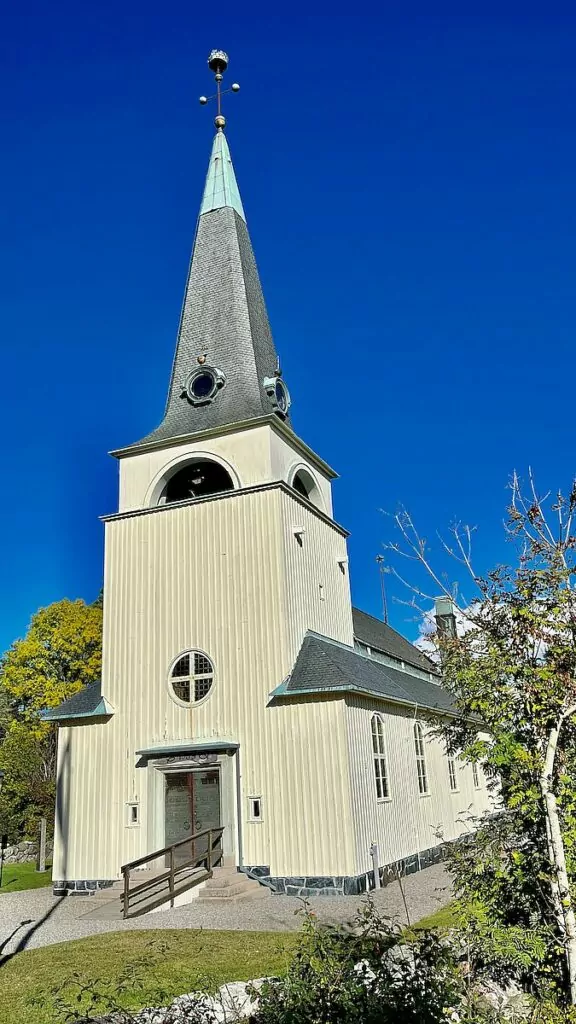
[{"left": 164, "top": 768, "right": 221, "bottom": 865}]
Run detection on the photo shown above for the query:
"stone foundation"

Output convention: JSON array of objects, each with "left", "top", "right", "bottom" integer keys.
[
  {"left": 52, "top": 879, "right": 115, "bottom": 896},
  {"left": 243, "top": 843, "right": 447, "bottom": 898}
]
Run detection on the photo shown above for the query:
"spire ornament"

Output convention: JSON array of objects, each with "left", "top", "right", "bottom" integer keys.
[{"left": 199, "top": 49, "right": 240, "bottom": 131}]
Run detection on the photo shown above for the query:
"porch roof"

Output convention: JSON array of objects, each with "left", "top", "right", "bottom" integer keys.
[{"left": 136, "top": 740, "right": 239, "bottom": 758}]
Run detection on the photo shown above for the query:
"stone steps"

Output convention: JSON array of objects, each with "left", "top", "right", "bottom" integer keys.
[{"left": 197, "top": 867, "right": 270, "bottom": 903}]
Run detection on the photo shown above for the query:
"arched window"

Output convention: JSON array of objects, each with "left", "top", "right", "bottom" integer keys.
[
  {"left": 159, "top": 459, "right": 234, "bottom": 505},
  {"left": 447, "top": 754, "right": 458, "bottom": 792},
  {"left": 168, "top": 651, "right": 214, "bottom": 706},
  {"left": 290, "top": 467, "right": 323, "bottom": 510},
  {"left": 414, "top": 722, "right": 429, "bottom": 795},
  {"left": 371, "top": 714, "right": 389, "bottom": 800}
]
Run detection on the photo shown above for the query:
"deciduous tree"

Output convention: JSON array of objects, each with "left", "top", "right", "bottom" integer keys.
[{"left": 384, "top": 474, "right": 576, "bottom": 1003}]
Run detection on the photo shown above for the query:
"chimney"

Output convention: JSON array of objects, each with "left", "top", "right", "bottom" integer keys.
[{"left": 435, "top": 597, "right": 457, "bottom": 639}]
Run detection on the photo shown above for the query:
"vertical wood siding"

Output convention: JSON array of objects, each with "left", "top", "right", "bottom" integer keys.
[
  {"left": 54, "top": 486, "right": 355, "bottom": 880},
  {"left": 344, "top": 694, "right": 496, "bottom": 875}
]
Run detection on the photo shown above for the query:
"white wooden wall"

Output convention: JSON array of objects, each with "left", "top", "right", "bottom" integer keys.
[{"left": 344, "top": 694, "right": 496, "bottom": 876}]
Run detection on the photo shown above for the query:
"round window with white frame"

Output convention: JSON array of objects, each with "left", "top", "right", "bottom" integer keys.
[{"left": 168, "top": 651, "right": 215, "bottom": 706}]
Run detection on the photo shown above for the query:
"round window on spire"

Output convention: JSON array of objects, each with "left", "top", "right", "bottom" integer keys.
[
  {"left": 263, "top": 376, "right": 291, "bottom": 419},
  {"left": 184, "top": 366, "right": 225, "bottom": 406}
]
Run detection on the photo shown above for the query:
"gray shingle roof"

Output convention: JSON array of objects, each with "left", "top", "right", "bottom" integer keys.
[
  {"left": 42, "top": 682, "right": 113, "bottom": 722},
  {"left": 275, "top": 632, "right": 456, "bottom": 716},
  {"left": 352, "top": 607, "right": 438, "bottom": 675},
  {"left": 122, "top": 135, "right": 288, "bottom": 452}
]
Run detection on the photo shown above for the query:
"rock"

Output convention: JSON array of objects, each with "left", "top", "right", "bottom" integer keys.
[{"left": 474, "top": 979, "right": 533, "bottom": 1019}]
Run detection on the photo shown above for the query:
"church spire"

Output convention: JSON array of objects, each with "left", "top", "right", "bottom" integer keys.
[{"left": 124, "top": 50, "right": 288, "bottom": 452}]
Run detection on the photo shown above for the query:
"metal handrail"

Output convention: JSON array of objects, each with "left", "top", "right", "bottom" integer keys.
[{"left": 121, "top": 826, "right": 224, "bottom": 919}]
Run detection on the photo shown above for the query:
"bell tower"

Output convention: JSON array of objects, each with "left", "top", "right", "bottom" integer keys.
[{"left": 53, "top": 52, "right": 355, "bottom": 887}]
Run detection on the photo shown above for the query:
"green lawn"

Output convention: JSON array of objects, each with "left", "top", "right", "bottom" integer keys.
[
  {"left": 0, "top": 929, "right": 300, "bottom": 1024},
  {"left": 411, "top": 902, "right": 458, "bottom": 931},
  {"left": 0, "top": 902, "right": 457, "bottom": 1023},
  {"left": 0, "top": 862, "right": 52, "bottom": 893}
]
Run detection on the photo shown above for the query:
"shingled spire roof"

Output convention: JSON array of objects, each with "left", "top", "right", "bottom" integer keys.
[{"left": 124, "top": 125, "right": 286, "bottom": 452}]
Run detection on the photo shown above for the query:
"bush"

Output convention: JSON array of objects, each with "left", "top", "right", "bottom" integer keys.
[{"left": 252, "top": 899, "right": 464, "bottom": 1024}]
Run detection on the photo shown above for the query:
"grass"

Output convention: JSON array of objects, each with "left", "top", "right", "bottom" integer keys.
[
  {"left": 0, "top": 929, "right": 300, "bottom": 1024},
  {"left": 0, "top": 862, "right": 52, "bottom": 893},
  {"left": 411, "top": 902, "right": 458, "bottom": 931},
  {"left": 0, "top": 900, "right": 457, "bottom": 1023}
]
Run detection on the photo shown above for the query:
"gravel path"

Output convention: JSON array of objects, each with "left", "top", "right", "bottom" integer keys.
[{"left": 0, "top": 864, "right": 451, "bottom": 957}]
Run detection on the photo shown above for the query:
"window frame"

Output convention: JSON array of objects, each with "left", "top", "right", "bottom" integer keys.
[
  {"left": 472, "top": 762, "right": 481, "bottom": 789},
  {"left": 371, "top": 714, "right": 391, "bottom": 801},
  {"left": 447, "top": 754, "right": 459, "bottom": 792},
  {"left": 248, "top": 796, "right": 263, "bottom": 822},
  {"left": 167, "top": 650, "right": 215, "bottom": 709},
  {"left": 414, "top": 722, "right": 430, "bottom": 796},
  {"left": 126, "top": 802, "right": 140, "bottom": 827}
]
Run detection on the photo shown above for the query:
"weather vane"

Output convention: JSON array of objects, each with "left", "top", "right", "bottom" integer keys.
[{"left": 199, "top": 50, "right": 240, "bottom": 131}]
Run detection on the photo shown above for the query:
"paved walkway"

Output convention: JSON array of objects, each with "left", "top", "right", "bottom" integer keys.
[{"left": 0, "top": 864, "right": 451, "bottom": 957}]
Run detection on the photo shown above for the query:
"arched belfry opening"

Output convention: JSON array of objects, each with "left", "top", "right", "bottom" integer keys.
[
  {"left": 159, "top": 459, "right": 234, "bottom": 505},
  {"left": 291, "top": 467, "right": 323, "bottom": 510}
]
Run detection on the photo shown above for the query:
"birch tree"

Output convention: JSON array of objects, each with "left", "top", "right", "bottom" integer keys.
[{"left": 384, "top": 474, "right": 576, "bottom": 1003}]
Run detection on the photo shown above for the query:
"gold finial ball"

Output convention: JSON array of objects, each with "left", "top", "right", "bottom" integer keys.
[
  {"left": 215, "top": 114, "right": 226, "bottom": 130},
  {"left": 199, "top": 96, "right": 208, "bottom": 105},
  {"left": 231, "top": 83, "right": 240, "bottom": 92},
  {"left": 197, "top": 354, "right": 206, "bottom": 364},
  {"left": 208, "top": 49, "right": 229, "bottom": 75}
]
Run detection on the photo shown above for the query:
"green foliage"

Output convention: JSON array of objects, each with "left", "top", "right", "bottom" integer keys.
[
  {"left": 252, "top": 899, "right": 464, "bottom": 1024},
  {"left": 1, "top": 598, "right": 103, "bottom": 718},
  {"left": 0, "top": 596, "right": 103, "bottom": 840}
]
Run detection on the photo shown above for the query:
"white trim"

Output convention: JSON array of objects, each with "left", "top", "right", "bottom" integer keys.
[
  {"left": 247, "top": 796, "right": 263, "bottom": 822},
  {"left": 287, "top": 461, "right": 326, "bottom": 512},
  {"left": 126, "top": 802, "right": 140, "bottom": 827},
  {"left": 166, "top": 649, "right": 216, "bottom": 710},
  {"left": 414, "top": 721, "right": 430, "bottom": 796},
  {"left": 371, "top": 713, "right": 391, "bottom": 801}
]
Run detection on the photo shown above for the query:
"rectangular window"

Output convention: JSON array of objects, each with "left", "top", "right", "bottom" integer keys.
[
  {"left": 371, "top": 715, "right": 390, "bottom": 800},
  {"left": 448, "top": 755, "right": 458, "bottom": 792},
  {"left": 126, "top": 802, "right": 139, "bottom": 826},
  {"left": 472, "top": 762, "right": 481, "bottom": 789},
  {"left": 414, "top": 723, "right": 429, "bottom": 795},
  {"left": 248, "top": 796, "right": 263, "bottom": 821}
]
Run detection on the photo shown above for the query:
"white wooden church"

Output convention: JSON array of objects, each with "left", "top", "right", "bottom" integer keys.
[{"left": 47, "top": 52, "right": 492, "bottom": 905}]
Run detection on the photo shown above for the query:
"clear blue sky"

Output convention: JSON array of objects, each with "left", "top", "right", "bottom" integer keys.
[{"left": 1, "top": 4, "right": 575, "bottom": 652}]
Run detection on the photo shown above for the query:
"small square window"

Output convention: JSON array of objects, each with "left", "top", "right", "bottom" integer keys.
[
  {"left": 248, "top": 796, "right": 263, "bottom": 822},
  {"left": 126, "top": 803, "right": 140, "bottom": 827}
]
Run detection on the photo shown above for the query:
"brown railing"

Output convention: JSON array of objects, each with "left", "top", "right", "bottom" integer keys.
[{"left": 120, "top": 827, "right": 224, "bottom": 919}]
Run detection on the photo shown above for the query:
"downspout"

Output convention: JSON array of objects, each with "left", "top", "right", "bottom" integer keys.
[{"left": 235, "top": 748, "right": 243, "bottom": 868}]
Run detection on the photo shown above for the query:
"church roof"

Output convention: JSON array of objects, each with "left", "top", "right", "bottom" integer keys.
[
  {"left": 352, "top": 607, "right": 439, "bottom": 676},
  {"left": 42, "top": 681, "right": 114, "bottom": 721},
  {"left": 273, "top": 632, "right": 456, "bottom": 717},
  {"left": 122, "top": 127, "right": 286, "bottom": 453}
]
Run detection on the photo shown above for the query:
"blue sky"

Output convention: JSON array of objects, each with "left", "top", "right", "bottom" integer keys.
[{"left": 1, "top": 5, "right": 575, "bottom": 652}]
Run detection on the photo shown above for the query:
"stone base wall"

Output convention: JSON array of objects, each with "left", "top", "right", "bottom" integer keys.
[
  {"left": 3, "top": 840, "right": 54, "bottom": 865},
  {"left": 243, "top": 843, "right": 447, "bottom": 898},
  {"left": 52, "top": 879, "right": 115, "bottom": 896}
]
